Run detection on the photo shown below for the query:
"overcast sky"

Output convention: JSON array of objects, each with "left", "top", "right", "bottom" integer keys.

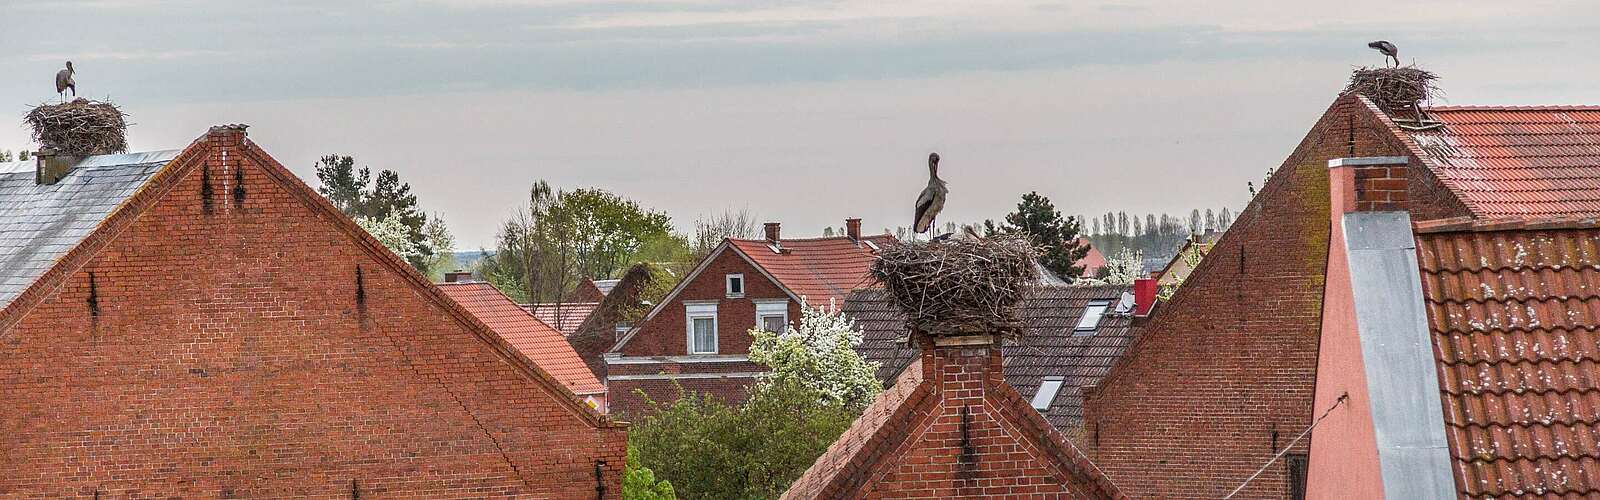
[{"left": 3, "top": 1, "right": 1598, "bottom": 248}]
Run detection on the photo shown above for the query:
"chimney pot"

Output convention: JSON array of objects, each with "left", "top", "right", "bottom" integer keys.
[
  {"left": 1133, "top": 278, "right": 1157, "bottom": 316},
  {"left": 764, "top": 222, "right": 781, "bottom": 243},
  {"left": 845, "top": 218, "right": 862, "bottom": 241}
]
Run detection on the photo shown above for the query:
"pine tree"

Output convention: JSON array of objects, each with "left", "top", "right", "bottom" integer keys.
[{"left": 986, "top": 192, "right": 1091, "bottom": 280}]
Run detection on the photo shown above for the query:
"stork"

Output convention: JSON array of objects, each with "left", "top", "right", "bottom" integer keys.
[
  {"left": 913, "top": 152, "right": 948, "bottom": 241},
  {"left": 55, "top": 61, "right": 76, "bottom": 101},
  {"left": 1367, "top": 40, "right": 1398, "bottom": 67}
]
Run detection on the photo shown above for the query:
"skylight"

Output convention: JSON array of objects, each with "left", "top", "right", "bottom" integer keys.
[
  {"left": 1074, "top": 300, "right": 1111, "bottom": 335},
  {"left": 1032, "top": 377, "right": 1065, "bottom": 410}
]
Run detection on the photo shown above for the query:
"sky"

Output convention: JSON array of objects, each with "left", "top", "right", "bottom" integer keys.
[{"left": 2, "top": 1, "right": 1599, "bottom": 248}]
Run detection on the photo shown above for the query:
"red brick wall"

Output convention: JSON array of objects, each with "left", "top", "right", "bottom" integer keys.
[
  {"left": 606, "top": 372, "right": 760, "bottom": 418},
  {"left": 1081, "top": 95, "right": 1424, "bottom": 498},
  {"left": 0, "top": 130, "right": 625, "bottom": 497},
  {"left": 620, "top": 248, "right": 795, "bottom": 357}
]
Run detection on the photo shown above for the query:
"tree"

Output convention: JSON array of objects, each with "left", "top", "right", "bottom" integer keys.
[
  {"left": 1078, "top": 248, "right": 1144, "bottom": 286},
  {"left": 355, "top": 212, "right": 422, "bottom": 264},
  {"left": 315, "top": 155, "right": 450, "bottom": 273},
  {"left": 1091, "top": 218, "right": 1101, "bottom": 236},
  {"left": 692, "top": 208, "right": 760, "bottom": 259},
  {"left": 624, "top": 443, "right": 677, "bottom": 500},
  {"left": 630, "top": 303, "right": 880, "bottom": 499},
  {"left": 1189, "top": 209, "right": 1202, "bottom": 235},
  {"left": 1205, "top": 209, "right": 1217, "bottom": 233},
  {"left": 1219, "top": 207, "right": 1234, "bottom": 229},
  {"left": 984, "top": 192, "right": 1091, "bottom": 280},
  {"left": 748, "top": 300, "right": 881, "bottom": 411}
]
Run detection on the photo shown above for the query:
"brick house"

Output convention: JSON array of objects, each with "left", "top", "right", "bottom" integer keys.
[
  {"left": 0, "top": 126, "right": 625, "bottom": 496},
  {"left": 847, "top": 284, "right": 1148, "bottom": 440},
  {"left": 604, "top": 219, "right": 892, "bottom": 417},
  {"left": 1083, "top": 95, "right": 1600, "bottom": 498},
  {"left": 438, "top": 280, "right": 608, "bottom": 410},
  {"left": 782, "top": 331, "right": 1127, "bottom": 499}
]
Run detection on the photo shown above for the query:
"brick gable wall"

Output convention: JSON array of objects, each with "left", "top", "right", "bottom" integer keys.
[
  {"left": 0, "top": 130, "right": 625, "bottom": 497},
  {"left": 607, "top": 246, "right": 801, "bottom": 417},
  {"left": 1081, "top": 95, "right": 1429, "bottom": 498}
]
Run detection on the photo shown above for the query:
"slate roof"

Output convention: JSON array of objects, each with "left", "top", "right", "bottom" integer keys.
[
  {"left": 439, "top": 283, "right": 605, "bottom": 396},
  {"left": 1404, "top": 107, "right": 1600, "bottom": 218},
  {"left": 1415, "top": 221, "right": 1600, "bottom": 497},
  {"left": 0, "top": 151, "right": 178, "bottom": 308},
  {"left": 729, "top": 234, "right": 895, "bottom": 305},
  {"left": 845, "top": 285, "right": 1135, "bottom": 435},
  {"left": 527, "top": 301, "right": 600, "bottom": 335}
]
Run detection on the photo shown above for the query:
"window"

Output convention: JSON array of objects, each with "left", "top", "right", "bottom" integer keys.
[
  {"left": 1074, "top": 300, "right": 1111, "bottom": 335},
  {"left": 756, "top": 299, "right": 789, "bottom": 333},
  {"left": 1286, "top": 453, "right": 1309, "bottom": 500},
  {"left": 1031, "top": 377, "right": 1065, "bottom": 410},
  {"left": 725, "top": 274, "right": 745, "bottom": 297},
  {"left": 685, "top": 303, "right": 718, "bottom": 354}
]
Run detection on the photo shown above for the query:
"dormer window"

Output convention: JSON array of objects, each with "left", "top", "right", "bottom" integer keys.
[
  {"left": 1074, "top": 300, "right": 1111, "bottom": 336},
  {"left": 726, "top": 274, "right": 745, "bottom": 298}
]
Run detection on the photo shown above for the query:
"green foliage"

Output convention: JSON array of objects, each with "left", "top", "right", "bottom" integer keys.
[
  {"left": 984, "top": 191, "right": 1090, "bottom": 280},
  {"left": 480, "top": 180, "right": 675, "bottom": 303},
  {"left": 624, "top": 443, "right": 676, "bottom": 500},
  {"left": 630, "top": 304, "right": 880, "bottom": 499},
  {"left": 315, "top": 154, "right": 451, "bottom": 273},
  {"left": 748, "top": 301, "right": 881, "bottom": 412}
]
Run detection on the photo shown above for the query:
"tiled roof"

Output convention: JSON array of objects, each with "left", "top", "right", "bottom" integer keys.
[
  {"left": 1404, "top": 107, "right": 1600, "bottom": 218},
  {"left": 528, "top": 301, "right": 600, "bottom": 335},
  {"left": 845, "top": 285, "right": 1134, "bottom": 435},
  {"left": 440, "top": 283, "right": 605, "bottom": 396},
  {"left": 0, "top": 151, "right": 178, "bottom": 308},
  {"left": 1416, "top": 224, "right": 1600, "bottom": 497},
  {"left": 1078, "top": 239, "right": 1107, "bottom": 275},
  {"left": 728, "top": 235, "right": 894, "bottom": 305}
]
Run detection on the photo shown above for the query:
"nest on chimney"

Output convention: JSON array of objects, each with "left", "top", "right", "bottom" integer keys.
[
  {"left": 24, "top": 98, "right": 129, "bottom": 156},
  {"left": 871, "top": 236, "right": 1039, "bottom": 338},
  {"left": 1344, "top": 66, "right": 1440, "bottom": 114}
]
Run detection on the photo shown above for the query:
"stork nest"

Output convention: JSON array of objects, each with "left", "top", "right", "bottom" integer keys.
[
  {"left": 871, "top": 236, "right": 1039, "bottom": 338},
  {"left": 1344, "top": 66, "right": 1439, "bottom": 112},
  {"left": 24, "top": 98, "right": 129, "bottom": 156}
]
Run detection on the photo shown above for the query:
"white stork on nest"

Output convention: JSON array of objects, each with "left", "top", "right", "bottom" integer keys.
[
  {"left": 913, "top": 152, "right": 949, "bottom": 241},
  {"left": 55, "top": 61, "right": 76, "bottom": 101},
  {"left": 1368, "top": 40, "right": 1398, "bottom": 67}
]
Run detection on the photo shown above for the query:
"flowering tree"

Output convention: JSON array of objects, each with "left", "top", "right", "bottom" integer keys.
[
  {"left": 748, "top": 299, "right": 882, "bottom": 411},
  {"left": 356, "top": 212, "right": 423, "bottom": 264},
  {"left": 1074, "top": 248, "right": 1143, "bottom": 286}
]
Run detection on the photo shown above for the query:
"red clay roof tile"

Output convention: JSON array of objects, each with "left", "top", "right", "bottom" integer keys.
[
  {"left": 728, "top": 235, "right": 895, "bottom": 305},
  {"left": 439, "top": 283, "right": 605, "bottom": 396},
  {"left": 1405, "top": 107, "right": 1600, "bottom": 218}
]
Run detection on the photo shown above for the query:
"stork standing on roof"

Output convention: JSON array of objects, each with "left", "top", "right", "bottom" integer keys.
[
  {"left": 1368, "top": 40, "right": 1398, "bottom": 67},
  {"left": 55, "top": 61, "right": 76, "bottom": 101},
  {"left": 913, "top": 152, "right": 948, "bottom": 241}
]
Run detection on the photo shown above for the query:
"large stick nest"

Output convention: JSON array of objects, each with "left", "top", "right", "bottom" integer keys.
[
  {"left": 1344, "top": 66, "right": 1439, "bottom": 112},
  {"left": 24, "top": 98, "right": 129, "bottom": 156},
  {"left": 871, "top": 236, "right": 1039, "bottom": 337}
]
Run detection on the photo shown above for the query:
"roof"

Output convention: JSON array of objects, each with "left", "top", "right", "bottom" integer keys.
[
  {"left": 1078, "top": 239, "right": 1107, "bottom": 275},
  {"left": 846, "top": 285, "right": 1134, "bottom": 434},
  {"left": 593, "top": 279, "right": 620, "bottom": 296},
  {"left": 1416, "top": 222, "right": 1600, "bottom": 497},
  {"left": 0, "top": 151, "right": 179, "bottom": 308},
  {"left": 438, "top": 282, "right": 605, "bottom": 396},
  {"left": 727, "top": 234, "right": 895, "bottom": 305},
  {"left": 528, "top": 301, "right": 600, "bottom": 335},
  {"left": 1402, "top": 106, "right": 1600, "bottom": 218}
]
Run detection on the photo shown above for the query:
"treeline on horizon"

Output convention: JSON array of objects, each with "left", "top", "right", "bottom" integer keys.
[{"left": 1080, "top": 208, "right": 1235, "bottom": 260}]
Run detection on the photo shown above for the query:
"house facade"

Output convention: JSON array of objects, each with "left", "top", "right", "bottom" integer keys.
[
  {"left": 604, "top": 219, "right": 891, "bottom": 417},
  {"left": 0, "top": 127, "right": 625, "bottom": 496}
]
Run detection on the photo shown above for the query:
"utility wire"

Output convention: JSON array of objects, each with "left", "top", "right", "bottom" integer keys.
[{"left": 1223, "top": 393, "right": 1349, "bottom": 499}]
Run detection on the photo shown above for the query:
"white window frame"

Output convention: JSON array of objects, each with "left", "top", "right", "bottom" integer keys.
[
  {"left": 755, "top": 299, "right": 789, "bottom": 333},
  {"left": 1074, "top": 300, "right": 1111, "bottom": 335},
  {"left": 1032, "top": 377, "right": 1065, "bottom": 410},
  {"left": 725, "top": 273, "right": 745, "bottom": 298},
  {"left": 685, "top": 302, "right": 719, "bottom": 354}
]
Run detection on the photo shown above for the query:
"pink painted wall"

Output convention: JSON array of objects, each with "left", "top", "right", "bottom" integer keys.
[{"left": 1305, "top": 164, "right": 1385, "bottom": 499}]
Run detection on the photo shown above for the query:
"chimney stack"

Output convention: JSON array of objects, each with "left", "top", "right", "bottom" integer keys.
[
  {"left": 845, "top": 218, "right": 862, "bottom": 241},
  {"left": 764, "top": 222, "right": 781, "bottom": 243},
  {"left": 1328, "top": 156, "right": 1411, "bottom": 213},
  {"left": 444, "top": 271, "right": 474, "bottom": 283},
  {"left": 34, "top": 148, "right": 81, "bottom": 185},
  {"left": 1133, "top": 277, "right": 1157, "bottom": 316}
]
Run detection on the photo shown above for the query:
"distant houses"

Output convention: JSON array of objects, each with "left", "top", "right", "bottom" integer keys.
[{"left": 0, "top": 126, "right": 625, "bottom": 495}]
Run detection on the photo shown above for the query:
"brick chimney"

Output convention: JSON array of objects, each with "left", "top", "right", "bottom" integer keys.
[
  {"left": 764, "top": 222, "right": 781, "bottom": 243},
  {"left": 1328, "top": 156, "right": 1411, "bottom": 213},
  {"left": 443, "top": 271, "right": 474, "bottom": 283},
  {"left": 34, "top": 148, "right": 81, "bottom": 185},
  {"left": 845, "top": 218, "right": 862, "bottom": 241}
]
